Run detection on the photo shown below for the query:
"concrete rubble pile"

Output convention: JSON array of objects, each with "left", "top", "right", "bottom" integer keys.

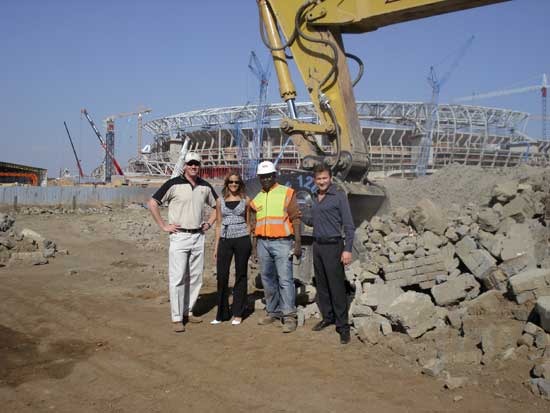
[
  {"left": 303, "top": 171, "right": 550, "bottom": 398},
  {"left": 0, "top": 213, "right": 60, "bottom": 267}
]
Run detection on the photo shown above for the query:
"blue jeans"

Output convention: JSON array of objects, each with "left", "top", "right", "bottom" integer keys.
[{"left": 257, "top": 238, "right": 296, "bottom": 317}]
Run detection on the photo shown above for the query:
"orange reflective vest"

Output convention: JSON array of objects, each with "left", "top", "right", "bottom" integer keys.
[{"left": 251, "top": 183, "right": 294, "bottom": 238}]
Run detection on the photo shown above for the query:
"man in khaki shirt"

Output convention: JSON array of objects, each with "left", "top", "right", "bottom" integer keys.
[{"left": 148, "top": 152, "right": 217, "bottom": 333}]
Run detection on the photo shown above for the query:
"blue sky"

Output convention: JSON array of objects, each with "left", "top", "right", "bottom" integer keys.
[{"left": 1, "top": 0, "right": 549, "bottom": 177}]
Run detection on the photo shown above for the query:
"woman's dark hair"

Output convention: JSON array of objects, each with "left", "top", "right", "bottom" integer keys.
[
  {"left": 222, "top": 171, "right": 246, "bottom": 198},
  {"left": 312, "top": 163, "right": 332, "bottom": 177}
]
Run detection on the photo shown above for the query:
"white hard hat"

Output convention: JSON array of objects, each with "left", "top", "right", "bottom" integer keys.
[
  {"left": 257, "top": 161, "right": 276, "bottom": 175},
  {"left": 184, "top": 152, "right": 201, "bottom": 164}
]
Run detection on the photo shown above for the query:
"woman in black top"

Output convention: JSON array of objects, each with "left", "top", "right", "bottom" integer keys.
[{"left": 211, "top": 172, "right": 252, "bottom": 325}]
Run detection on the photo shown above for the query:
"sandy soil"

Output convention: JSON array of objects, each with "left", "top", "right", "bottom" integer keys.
[{"left": 0, "top": 210, "right": 548, "bottom": 412}]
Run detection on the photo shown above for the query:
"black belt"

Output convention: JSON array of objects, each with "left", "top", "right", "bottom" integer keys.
[
  {"left": 314, "top": 236, "right": 342, "bottom": 244},
  {"left": 256, "top": 235, "right": 293, "bottom": 240},
  {"left": 176, "top": 228, "right": 202, "bottom": 233}
]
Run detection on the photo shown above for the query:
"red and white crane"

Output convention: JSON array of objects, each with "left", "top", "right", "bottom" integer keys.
[{"left": 455, "top": 74, "right": 549, "bottom": 140}]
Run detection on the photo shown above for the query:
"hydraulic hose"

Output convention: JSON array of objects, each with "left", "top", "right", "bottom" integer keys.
[
  {"left": 324, "top": 102, "right": 342, "bottom": 174},
  {"left": 345, "top": 52, "right": 364, "bottom": 87}
]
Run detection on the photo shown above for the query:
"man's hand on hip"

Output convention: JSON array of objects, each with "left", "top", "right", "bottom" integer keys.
[{"left": 162, "top": 224, "right": 181, "bottom": 234}]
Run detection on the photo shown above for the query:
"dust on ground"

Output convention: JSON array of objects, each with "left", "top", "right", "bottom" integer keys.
[{"left": 1, "top": 198, "right": 548, "bottom": 412}]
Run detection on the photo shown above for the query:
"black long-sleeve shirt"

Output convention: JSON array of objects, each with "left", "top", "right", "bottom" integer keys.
[{"left": 303, "top": 184, "right": 355, "bottom": 252}]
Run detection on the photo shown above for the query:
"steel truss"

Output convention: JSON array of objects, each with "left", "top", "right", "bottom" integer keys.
[{"left": 129, "top": 101, "right": 548, "bottom": 177}]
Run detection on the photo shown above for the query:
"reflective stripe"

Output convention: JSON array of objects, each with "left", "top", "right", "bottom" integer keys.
[{"left": 253, "top": 184, "right": 294, "bottom": 237}]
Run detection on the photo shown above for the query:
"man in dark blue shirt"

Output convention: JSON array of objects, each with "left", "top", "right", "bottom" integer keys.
[{"left": 303, "top": 163, "right": 355, "bottom": 344}]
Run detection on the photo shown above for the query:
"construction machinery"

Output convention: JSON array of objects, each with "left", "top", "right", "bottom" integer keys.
[
  {"left": 255, "top": 0, "right": 509, "bottom": 219},
  {"left": 81, "top": 109, "right": 125, "bottom": 182},
  {"left": 63, "top": 121, "right": 85, "bottom": 178},
  {"left": 456, "top": 73, "right": 549, "bottom": 141},
  {"left": 416, "top": 35, "right": 475, "bottom": 176},
  {"left": 253, "top": 0, "right": 510, "bottom": 284}
]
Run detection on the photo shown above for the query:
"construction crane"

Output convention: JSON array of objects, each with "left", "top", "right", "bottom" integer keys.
[
  {"left": 81, "top": 108, "right": 125, "bottom": 182},
  {"left": 63, "top": 121, "right": 85, "bottom": 178},
  {"left": 104, "top": 107, "right": 152, "bottom": 159},
  {"left": 416, "top": 35, "right": 475, "bottom": 176},
  {"left": 244, "top": 51, "right": 271, "bottom": 180},
  {"left": 455, "top": 74, "right": 548, "bottom": 140}
]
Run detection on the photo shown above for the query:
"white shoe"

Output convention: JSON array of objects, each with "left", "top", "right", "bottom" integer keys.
[
  {"left": 210, "top": 319, "right": 222, "bottom": 325},
  {"left": 231, "top": 319, "right": 242, "bottom": 325}
]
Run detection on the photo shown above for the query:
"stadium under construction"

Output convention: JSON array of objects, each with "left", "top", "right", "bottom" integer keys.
[{"left": 126, "top": 101, "right": 550, "bottom": 181}]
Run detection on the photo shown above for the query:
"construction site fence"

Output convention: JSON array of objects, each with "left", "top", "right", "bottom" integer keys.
[{"left": 0, "top": 186, "right": 155, "bottom": 209}]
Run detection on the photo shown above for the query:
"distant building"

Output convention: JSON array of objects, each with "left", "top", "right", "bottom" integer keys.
[{"left": 0, "top": 162, "right": 47, "bottom": 186}]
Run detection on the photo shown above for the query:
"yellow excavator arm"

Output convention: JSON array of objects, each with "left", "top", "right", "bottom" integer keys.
[{"left": 257, "top": 0, "right": 509, "bottom": 182}]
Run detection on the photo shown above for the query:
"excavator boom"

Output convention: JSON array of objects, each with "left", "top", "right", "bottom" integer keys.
[{"left": 258, "top": 0, "right": 510, "bottom": 182}]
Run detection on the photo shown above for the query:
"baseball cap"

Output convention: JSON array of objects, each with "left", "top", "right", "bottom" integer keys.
[
  {"left": 256, "top": 161, "right": 276, "bottom": 175},
  {"left": 184, "top": 152, "right": 201, "bottom": 164}
]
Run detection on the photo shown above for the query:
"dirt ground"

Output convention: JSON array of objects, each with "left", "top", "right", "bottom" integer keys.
[{"left": 1, "top": 209, "right": 548, "bottom": 412}]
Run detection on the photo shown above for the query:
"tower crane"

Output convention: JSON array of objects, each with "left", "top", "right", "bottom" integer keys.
[
  {"left": 416, "top": 35, "right": 475, "bottom": 176},
  {"left": 455, "top": 74, "right": 548, "bottom": 140},
  {"left": 104, "top": 107, "right": 152, "bottom": 159},
  {"left": 244, "top": 51, "right": 271, "bottom": 180},
  {"left": 81, "top": 108, "right": 125, "bottom": 182}
]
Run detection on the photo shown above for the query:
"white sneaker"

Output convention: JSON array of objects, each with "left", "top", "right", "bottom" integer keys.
[
  {"left": 210, "top": 319, "right": 222, "bottom": 325},
  {"left": 231, "top": 319, "right": 242, "bottom": 325}
]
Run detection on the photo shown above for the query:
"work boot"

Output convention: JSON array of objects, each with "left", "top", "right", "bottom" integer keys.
[
  {"left": 339, "top": 328, "right": 351, "bottom": 345},
  {"left": 282, "top": 316, "right": 297, "bottom": 333},
  {"left": 312, "top": 319, "right": 334, "bottom": 332},
  {"left": 258, "top": 315, "right": 277, "bottom": 325}
]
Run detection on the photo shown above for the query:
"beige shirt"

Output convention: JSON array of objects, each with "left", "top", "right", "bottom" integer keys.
[{"left": 152, "top": 175, "right": 217, "bottom": 229}]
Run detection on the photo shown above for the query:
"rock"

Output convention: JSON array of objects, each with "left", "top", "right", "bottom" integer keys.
[
  {"left": 480, "top": 267, "right": 508, "bottom": 291},
  {"left": 9, "top": 252, "right": 48, "bottom": 266},
  {"left": 386, "top": 291, "right": 438, "bottom": 339},
  {"left": 524, "top": 322, "right": 541, "bottom": 336},
  {"left": 532, "top": 360, "right": 550, "bottom": 379},
  {"left": 455, "top": 236, "right": 496, "bottom": 280},
  {"left": 410, "top": 199, "right": 448, "bottom": 235},
  {"left": 0, "top": 214, "right": 15, "bottom": 232},
  {"left": 492, "top": 180, "right": 518, "bottom": 202},
  {"left": 538, "top": 379, "right": 550, "bottom": 399},
  {"left": 536, "top": 296, "right": 550, "bottom": 333},
  {"left": 357, "top": 284, "right": 403, "bottom": 315},
  {"left": 500, "top": 223, "right": 537, "bottom": 263},
  {"left": 431, "top": 274, "right": 480, "bottom": 306},
  {"left": 465, "top": 291, "right": 506, "bottom": 316},
  {"left": 0, "top": 236, "right": 15, "bottom": 249},
  {"left": 477, "top": 231, "right": 503, "bottom": 259},
  {"left": 392, "top": 207, "right": 410, "bottom": 224},
  {"left": 499, "top": 253, "right": 535, "bottom": 277},
  {"left": 444, "top": 374, "right": 468, "bottom": 390},
  {"left": 20, "top": 228, "right": 45, "bottom": 244},
  {"left": 518, "top": 334, "right": 534, "bottom": 348},
  {"left": 535, "top": 331, "right": 549, "bottom": 349},
  {"left": 421, "top": 358, "right": 444, "bottom": 377},
  {"left": 447, "top": 309, "right": 466, "bottom": 330},
  {"left": 351, "top": 303, "right": 374, "bottom": 317},
  {"left": 477, "top": 207, "right": 502, "bottom": 233},
  {"left": 356, "top": 319, "right": 381, "bottom": 344},
  {"left": 509, "top": 269, "right": 550, "bottom": 304},
  {"left": 480, "top": 323, "right": 523, "bottom": 361},
  {"left": 502, "top": 194, "right": 536, "bottom": 222}
]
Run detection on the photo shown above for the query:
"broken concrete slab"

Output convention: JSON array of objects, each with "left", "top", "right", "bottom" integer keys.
[
  {"left": 477, "top": 207, "right": 502, "bottom": 233},
  {"left": 455, "top": 236, "right": 496, "bottom": 280},
  {"left": 431, "top": 273, "right": 480, "bottom": 306},
  {"left": 357, "top": 284, "right": 403, "bottom": 315},
  {"left": 536, "top": 296, "right": 550, "bottom": 333},
  {"left": 509, "top": 268, "right": 550, "bottom": 304},
  {"left": 409, "top": 199, "right": 448, "bottom": 235},
  {"left": 386, "top": 291, "right": 438, "bottom": 338}
]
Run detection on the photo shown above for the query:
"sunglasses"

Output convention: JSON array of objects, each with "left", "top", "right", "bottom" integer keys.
[
  {"left": 228, "top": 180, "right": 241, "bottom": 184},
  {"left": 187, "top": 161, "right": 201, "bottom": 167}
]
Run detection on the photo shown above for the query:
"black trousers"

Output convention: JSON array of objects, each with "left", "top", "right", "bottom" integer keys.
[
  {"left": 312, "top": 240, "right": 349, "bottom": 330},
  {"left": 216, "top": 235, "right": 252, "bottom": 320}
]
